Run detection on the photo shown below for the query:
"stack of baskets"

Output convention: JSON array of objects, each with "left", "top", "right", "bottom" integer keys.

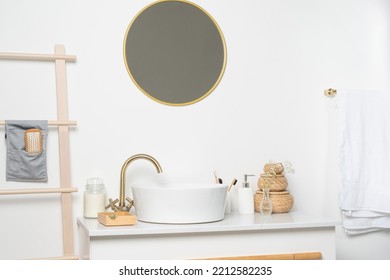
[{"left": 254, "top": 163, "right": 294, "bottom": 213}]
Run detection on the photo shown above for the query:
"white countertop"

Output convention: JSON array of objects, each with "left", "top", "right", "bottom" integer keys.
[{"left": 77, "top": 211, "right": 339, "bottom": 237}]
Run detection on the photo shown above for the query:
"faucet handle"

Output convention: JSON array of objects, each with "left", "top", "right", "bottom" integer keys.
[
  {"left": 106, "top": 198, "right": 120, "bottom": 212},
  {"left": 118, "top": 197, "right": 134, "bottom": 212},
  {"left": 106, "top": 198, "right": 118, "bottom": 209},
  {"left": 107, "top": 197, "right": 135, "bottom": 212},
  {"left": 126, "top": 197, "right": 134, "bottom": 206},
  {"left": 120, "top": 197, "right": 134, "bottom": 212}
]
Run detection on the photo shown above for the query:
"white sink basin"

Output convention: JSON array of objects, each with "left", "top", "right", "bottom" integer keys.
[{"left": 131, "top": 183, "right": 228, "bottom": 224}]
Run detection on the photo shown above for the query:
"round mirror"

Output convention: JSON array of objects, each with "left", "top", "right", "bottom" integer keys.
[{"left": 123, "top": 0, "right": 227, "bottom": 106}]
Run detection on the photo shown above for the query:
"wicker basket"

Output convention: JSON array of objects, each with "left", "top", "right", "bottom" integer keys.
[
  {"left": 254, "top": 190, "right": 294, "bottom": 213},
  {"left": 257, "top": 174, "right": 288, "bottom": 191},
  {"left": 263, "top": 163, "right": 284, "bottom": 174}
]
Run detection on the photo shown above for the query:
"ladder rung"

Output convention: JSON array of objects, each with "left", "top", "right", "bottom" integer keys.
[
  {"left": 0, "top": 188, "right": 77, "bottom": 195},
  {"left": 0, "top": 120, "right": 77, "bottom": 126},
  {"left": 0, "top": 52, "right": 76, "bottom": 62}
]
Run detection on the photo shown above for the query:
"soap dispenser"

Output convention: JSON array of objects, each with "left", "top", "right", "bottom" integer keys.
[{"left": 238, "top": 174, "right": 255, "bottom": 214}]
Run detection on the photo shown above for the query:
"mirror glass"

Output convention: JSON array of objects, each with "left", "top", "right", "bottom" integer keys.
[{"left": 123, "top": 0, "right": 227, "bottom": 106}]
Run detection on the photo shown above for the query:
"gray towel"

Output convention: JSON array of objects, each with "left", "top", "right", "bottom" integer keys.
[{"left": 5, "top": 120, "right": 48, "bottom": 182}]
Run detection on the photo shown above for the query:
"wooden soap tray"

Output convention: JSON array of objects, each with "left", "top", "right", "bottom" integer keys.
[{"left": 98, "top": 212, "right": 137, "bottom": 226}]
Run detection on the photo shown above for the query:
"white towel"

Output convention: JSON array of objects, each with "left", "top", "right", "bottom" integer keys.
[{"left": 337, "top": 90, "right": 390, "bottom": 234}]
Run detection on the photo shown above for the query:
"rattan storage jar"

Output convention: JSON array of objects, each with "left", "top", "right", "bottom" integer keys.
[
  {"left": 257, "top": 174, "right": 288, "bottom": 192},
  {"left": 254, "top": 190, "right": 293, "bottom": 213}
]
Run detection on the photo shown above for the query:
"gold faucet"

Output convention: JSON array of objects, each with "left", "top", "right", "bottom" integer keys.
[{"left": 107, "top": 154, "right": 163, "bottom": 212}]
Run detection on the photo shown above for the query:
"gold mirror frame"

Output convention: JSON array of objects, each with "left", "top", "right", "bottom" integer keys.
[{"left": 123, "top": 0, "right": 227, "bottom": 106}]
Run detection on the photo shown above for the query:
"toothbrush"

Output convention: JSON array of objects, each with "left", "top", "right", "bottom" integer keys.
[
  {"left": 214, "top": 170, "right": 223, "bottom": 184},
  {"left": 228, "top": 178, "right": 237, "bottom": 192},
  {"left": 214, "top": 170, "right": 218, "bottom": 183}
]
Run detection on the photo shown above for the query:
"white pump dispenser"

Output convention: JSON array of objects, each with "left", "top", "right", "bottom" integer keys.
[{"left": 238, "top": 174, "right": 255, "bottom": 214}]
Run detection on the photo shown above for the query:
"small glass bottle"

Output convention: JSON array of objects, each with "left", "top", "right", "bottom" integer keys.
[
  {"left": 260, "top": 188, "right": 273, "bottom": 216},
  {"left": 84, "top": 177, "right": 106, "bottom": 218}
]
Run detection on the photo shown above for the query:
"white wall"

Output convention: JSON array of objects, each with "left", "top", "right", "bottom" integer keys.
[{"left": 0, "top": 0, "right": 389, "bottom": 259}]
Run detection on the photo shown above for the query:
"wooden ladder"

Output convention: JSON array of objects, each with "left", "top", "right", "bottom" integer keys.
[{"left": 0, "top": 45, "right": 78, "bottom": 260}]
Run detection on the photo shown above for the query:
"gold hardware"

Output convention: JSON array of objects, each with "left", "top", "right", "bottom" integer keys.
[
  {"left": 106, "top": 198, "right": 120, "bottom": 212},
  {"left": 324, "top": 88, "right": 337, "bottom": 98},
  {"left": 107, "top": 154, "right": 163, "bottom": 212}
]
